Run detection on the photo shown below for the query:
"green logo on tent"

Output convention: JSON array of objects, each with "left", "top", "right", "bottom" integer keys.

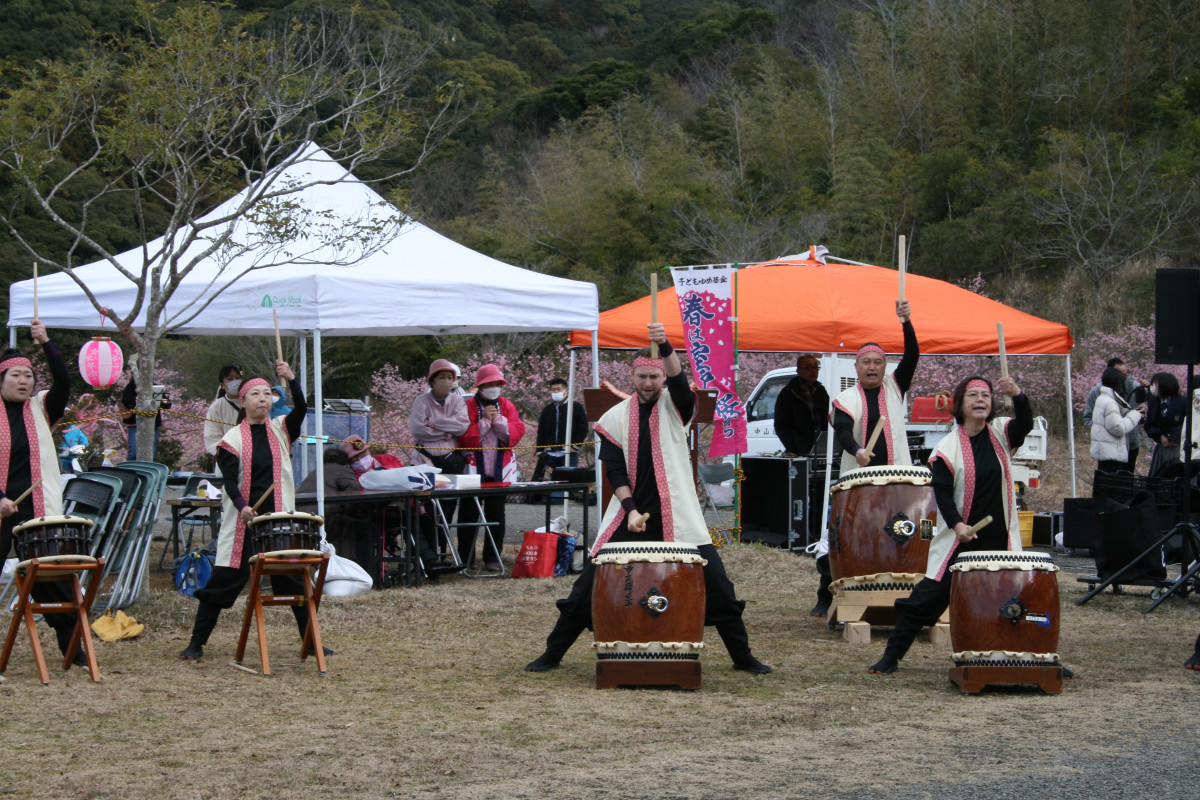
[{"left": 261, "top": 294, "right": 302, "bottom": 309}]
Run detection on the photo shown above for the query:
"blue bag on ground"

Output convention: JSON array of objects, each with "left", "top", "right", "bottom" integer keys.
[
  {"left": 174, "top": 545, "right": 216, "bottom": 597},
  {"left": 554, "top": 533, "right": 576, "bottom": 577}
]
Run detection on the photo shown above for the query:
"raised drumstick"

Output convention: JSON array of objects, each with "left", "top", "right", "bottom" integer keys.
[
  {"left": 649, "top": 272, "right": 659, "bottom": 359},
  {"left": 250, "top": 485, "right": 275, "bottom": 513},
  {"left": 864, "top": 417, "right": 885, "bottom": 458},
  {"left": 273, "top": 308, "right": 284, "bottom": 364},
  {"left": 997, "top": 322, "right": 1008, "bottom": 378},
  {"left": 898, "top": 235, "right": 907, "bottom": 302},
  {"left": 32, "top": 262, "right": 38, "bottom": 320}
]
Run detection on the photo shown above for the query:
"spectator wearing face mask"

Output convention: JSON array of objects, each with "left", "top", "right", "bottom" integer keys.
[
  {"left": 202, "top": 364, "right": 244, "bottom": 456},
  {"left": 296, "top": 448, "right": 372, "bottom": 568},
  {"left": 340, "top": 436, "right": 405, "bottom": 474},
  {"left": 457, "top": 364, "right": 526, "bottom": 570},
  {"left": 532, "top": 377, "right": 589, "bottom": 484},
  {"left": 269, "top": 385, "right": 291, "bottom": 419}
]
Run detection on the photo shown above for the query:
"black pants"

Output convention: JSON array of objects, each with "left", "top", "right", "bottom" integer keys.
[
  {"left": 537, "top": 543, "right": 753, "bottom": 663},
  {"left": 417, "top": 498, "right": 458, "bottom": 562},
  {"left": 815, "top": 554, "right": 833, "bottom": 606},
  {"left": 456, "top": 493, "right": 506, "bottom": 564},
  {"left": 190, "top": 552, "right": 310, "bottom": 645},
  {"left": 2, "top": 514, "right": 78, "bottom": 651},
  {"left": 881, "top": 575, "right": 953, "bottom": 662},
  {"left": 1096, "top": 459, "right": 1129, "bottom": 474}
]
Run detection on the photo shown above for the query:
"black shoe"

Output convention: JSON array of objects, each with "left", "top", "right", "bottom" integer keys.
[
  {"left": 809, "top": 601, "right": 830, "bottom": 618},
  {"left": 1186, "top": 652, "right": 1200, "bottom": 671},
  {"left": 868, "top": 656, "right": 899, "bottom": 674},
  {"left": 304, "top": 644, "right": 335, "bottom": 657},
  {"left": 179, "top": 643, "right": 204, "bottom": 661},
  {"left": 1055, "top": 663, "right": 1076, "bottom": 679},
  {"left": 524, "top": 654, "right": 561, "bottom": 672},
  {"left": 71, "top": 648, "right": 87, "bottom": 668},
  {"left": 732, "top": 655, "right": 772, "bottom": 674},
  {"left": 427, "top": 562, "right": 466, "bottom": 577}
]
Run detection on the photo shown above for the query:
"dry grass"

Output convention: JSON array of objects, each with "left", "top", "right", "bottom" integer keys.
[{"left": 0, "top": 534, "right": 1197, "bottom": 799}]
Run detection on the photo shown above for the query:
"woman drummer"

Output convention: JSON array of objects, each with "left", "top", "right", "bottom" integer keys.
[
  {"left": 0, "top": 320, "right": 84, "bottom": 664},
  {"left": 868, "top": 374, "right": 1048, "bottom": 675},
  {"left": 179, "top": 360, "right": 321, "bottom": 660}
]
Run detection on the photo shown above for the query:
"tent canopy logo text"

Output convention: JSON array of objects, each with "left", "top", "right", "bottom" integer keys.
[{"left": 261, "top": 294, "right": 302, "bottom": 309}]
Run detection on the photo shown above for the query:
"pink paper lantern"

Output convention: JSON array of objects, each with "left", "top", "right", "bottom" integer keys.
[{"left": 78, "top": 337, "right": 123, "bottom": 389}]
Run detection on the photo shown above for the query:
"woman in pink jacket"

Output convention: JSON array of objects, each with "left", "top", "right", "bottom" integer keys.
[{"left": 457, "top": 364, "right": 526, "bottom": 570}]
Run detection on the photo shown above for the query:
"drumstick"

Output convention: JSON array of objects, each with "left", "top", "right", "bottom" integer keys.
[
  {"left": 898, "top": 235, "right": 906, "bottom": 302},
  {"left": 250, "top": 485, "right": 274, "bottom": 513},
  {"left": 227, "top": 661, "right": 259, "bottom": 675},
  {"left": 864, "top": 417, "right": 885, "bottom": 457},
  {"left": 649, "top": 272, "right": 659, "bottom": 359},
  {"left": 32, "top": 262, "right": 38, "bottom": 320},
  {"left": 636, "top": 512, "right": 650, "bottom": 528},
  {"left": 273, "top": 308, "right": 283, "bottom": 364},
  {"left": 962, "top": 515, "right": 994, "bottom": 539},
  {"left": 10, "top": 478, "right": 43, "bottom": 507},
  {"left": 997, "top": 322, "right": 1008, "bottom": 378}
]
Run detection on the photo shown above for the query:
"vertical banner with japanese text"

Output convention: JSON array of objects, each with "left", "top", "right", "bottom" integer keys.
[{"left": 669, "top": 266, "right": 746, "bottom": 458}]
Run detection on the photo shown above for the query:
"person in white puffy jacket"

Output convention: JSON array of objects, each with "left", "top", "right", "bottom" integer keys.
[{"left": 1090, "top": 366, "right": 1142, "bottom": 473}]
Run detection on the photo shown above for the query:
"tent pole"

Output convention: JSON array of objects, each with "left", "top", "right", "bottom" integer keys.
[
  {"left": 1065, "top": 353, "right": 1077, "bottom": 497},
  {"left": 821, "top": 354, "right": 836, "bottom": 536},
  {"left": 592, "top": 331, "right": 602, "bottom": 549},
  {"left": 300, "top": 333, "right": 309, "bottom": 482},
  {"left": 7, "top": 327, "right": 14, "bottom": 348},
  {"left": 563, "top": 347, "right": 577, "bottom": 523},
  {"left": 314, "top": 329, "right": 325, "bottom": 518}
]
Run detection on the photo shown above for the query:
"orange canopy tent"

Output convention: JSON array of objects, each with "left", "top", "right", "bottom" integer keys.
[{"left": 568, "top": 252, "right": 1072, "bottom": 354}]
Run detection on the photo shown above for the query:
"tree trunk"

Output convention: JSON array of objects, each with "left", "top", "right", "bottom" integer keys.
[{"left": 133, "top": 327, "right": 160, "bottom": 464}]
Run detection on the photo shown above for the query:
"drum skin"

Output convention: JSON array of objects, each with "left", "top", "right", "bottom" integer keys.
[
  {"left": 828, "top": 471, "right": 936, "bottom": 582},
  {"left": 13, "top": 516, "right": 94, "bottom": 560},
  {"left": 949, "top": 553, "right": 1060, "bottom": 658},
  {"left": 247, "top": 512, "right": 323, "bottom": 555},
  {"left": 592, "top": 546, "right": 705, "bottom": 658}
]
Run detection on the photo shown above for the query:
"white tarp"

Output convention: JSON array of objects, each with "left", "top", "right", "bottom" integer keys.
[{"left": 7, "top": 143, "right": 598, "bottom": 336}]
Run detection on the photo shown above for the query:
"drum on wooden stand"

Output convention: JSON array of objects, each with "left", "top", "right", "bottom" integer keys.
[
  {"left": 247, "top": 512, "right": 324, "bottom": 555},
  {"left": 591, "top": 541, "right": 706, "bottom": 689},
  {"left": 826, "top": 466, "right": 937, "bottom": 624},
  {"left": 12, "top": 515, "right": 95, "bottom": 560},
  {"left": 947, "top": 550, "right": 1063, "bottom": 694}
]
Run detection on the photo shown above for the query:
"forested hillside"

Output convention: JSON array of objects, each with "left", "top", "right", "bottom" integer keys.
[{"left": 1, "top": 0, "right": 1198, "bottom": 395}]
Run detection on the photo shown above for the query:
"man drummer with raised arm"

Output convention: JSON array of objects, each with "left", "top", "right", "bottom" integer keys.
[
  {"left": 525, "top": 322, "right": 771, "bottom": 675},
  {"left": 0, "top": 319, "right": 87, "bottom": 666},
  {"left": 809, "top": 300, "right": 919, "bottom": 617}
]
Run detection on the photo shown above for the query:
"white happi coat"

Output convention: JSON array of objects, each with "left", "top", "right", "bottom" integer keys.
[
  {"left": 831, "top": 375, "right": 912, "bottom": 474},
  {"left": 590, "top": 387, "right": 710, "bottom": 557},
  {"left": 1, "top": 391, "right": 63, "bottom": 557},
  {"left": 925, "top": 417, "right": 1022, "bottom": 581},
  {"left": 214, "top": 417, "right": 296, "bottom": 568}
]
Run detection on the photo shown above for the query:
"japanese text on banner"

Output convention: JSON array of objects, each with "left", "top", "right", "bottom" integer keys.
[{"left": 669, "top": 266, "right": 746, "bottom": 458}]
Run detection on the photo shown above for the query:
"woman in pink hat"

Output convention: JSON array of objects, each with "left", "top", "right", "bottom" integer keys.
[{"left": 457, "top": 363, "right": 526, "bottom": 571}]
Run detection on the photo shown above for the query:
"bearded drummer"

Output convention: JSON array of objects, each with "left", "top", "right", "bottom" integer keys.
[
  {"left": 178, "top": 361, "right": 322, "bottom": 661},
  {"left": 525, "top": 323, "right": 771, "bottom": 675},
  {"left": 866, "top": 375, "right": 1073, "bottom": 676},
  {"left": 0, "top": 320, "right": 86, "bottom": 666},
  {"left": 808, "top": 299, "right": 919, "bottom": 617}
]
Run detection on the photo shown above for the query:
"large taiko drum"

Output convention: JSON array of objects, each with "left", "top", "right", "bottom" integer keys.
[
  {"left": 247, "top": 511, "right": 324, "bottom": 555},
  {"left": 591, "top": 541, "right": 707, "bottom": 664},
  {"left": 949, "top": 550, "right": 1060, "bottom": 667},
  {"left": 12, "top": 515, "right": 95, "bottom": 560},
  {"left": 827, "top": 465, "right": 937, "bottom": 592}
]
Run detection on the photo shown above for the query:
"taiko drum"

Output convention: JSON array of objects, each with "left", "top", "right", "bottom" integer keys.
[
  {"left": 948, "top": 550, "right": 1060, "bottom": 666},
  {"left": 827, "top": 466, "right": 937, "bottom": 583},
  {"left": 247, "top": 511, "right": 324, "bottom": 555},
  {"left": 591, "top": 541, "right": 706, "bottom": 664},
  {"left": 12, "top": 515, "right": 95, "bottom": 560}
]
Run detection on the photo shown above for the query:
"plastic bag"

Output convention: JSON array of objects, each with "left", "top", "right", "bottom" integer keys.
[
  {"left": 358, "top": 465, "right": 439, "bottom": 491},
  {"left": 323, "top": 554, "right": 373, "bottom": 596}
]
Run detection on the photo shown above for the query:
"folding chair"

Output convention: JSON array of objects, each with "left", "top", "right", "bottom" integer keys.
[
  {"left": 158, "top": 475, "right": 221, "bottom": 569},
  {"left": 698, "top": 462, "right": 737, "bottom": 526}
]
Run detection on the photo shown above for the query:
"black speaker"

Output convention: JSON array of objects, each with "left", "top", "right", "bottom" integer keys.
[
  {"left": 1155, "top": 269, "right": 1200, "bottom": 365},
  {"left": 740, "top": 456, "right": 809, "bottom": 550}
]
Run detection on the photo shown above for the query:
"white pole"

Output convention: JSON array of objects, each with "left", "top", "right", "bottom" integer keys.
[
  {"left": 821, "top": 354, "right": 838, "bottom": 535},
  {"left": 1065, "top": 353, "right": 1077, "bottom": 497},
  {"left": 300, "top": 334, "right": 309, "bottom": 481},
  {"left": 314, "top": 329, "right": 325, "bottom": 518},
  {"left": 592, "top": 331, "right": 602, "bottom": 545},
  {"left": 8, "top": 326, "right": 15, "bottom": 348},
  {"left": 563, "top": 347, "right": 578, "bottom": 521}
]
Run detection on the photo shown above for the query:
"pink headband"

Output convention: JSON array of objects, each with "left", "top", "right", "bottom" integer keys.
[
  {"left": 856, "top": 344, "right": 885, "bottom": 359},
  {"left": 238, "top": 377, "right": 271, "bottom": 400},
  {"left": 632, "top": 356, "right": 664, "bottom": 371},
  {"left": 965, "top": 379, "right": 991, "bottom": 391},
  {"left": 0, "top": 357, "right": 32, "bottom": 373}
]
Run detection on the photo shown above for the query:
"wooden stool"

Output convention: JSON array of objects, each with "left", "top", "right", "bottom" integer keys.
[
  {"left": 235, "top": 549, "right": 329, "bottom": 676},
  {"left": 0, "top": 555, "right": 104, "bottom": 685},
  {"left": 949, "top": 664, "right": 1063, "bottom": 694}
]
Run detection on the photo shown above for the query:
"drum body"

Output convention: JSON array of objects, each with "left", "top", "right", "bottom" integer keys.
[
  {"left": 949, "top": 550, "right": 1060, "bottom": 666},
  {"left": 13, "top": 515, "right": 95, "bottom": 560},
  {"left": 827, "top": 466, "right": 936, "bottom": 588},
  {"left": 247, "top": 511, "right": 325, "bottom": 555},
  {"left": 591, "top": 541, "right": 706, "bottom": 662}
]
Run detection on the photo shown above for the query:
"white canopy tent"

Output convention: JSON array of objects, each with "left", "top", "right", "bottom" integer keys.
[{"left": 7, "top": 144, "right": 599, "bottom": 516}]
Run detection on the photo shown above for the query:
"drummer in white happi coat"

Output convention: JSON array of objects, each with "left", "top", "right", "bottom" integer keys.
[
  {"left": 525, "top": 323, "right": 771, "bottom": 675},
  {"left": 179, "top": 361, "right": 318, "bottom": 661},
  {"left": 809, "top": 299, "right": 920, "bottom": 617},
  {"left": 0, "top": 321, "right": 86, "bottom": 665},
  {"left": 866, "top": 374, "right": 1062, "bottom": 676}
]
